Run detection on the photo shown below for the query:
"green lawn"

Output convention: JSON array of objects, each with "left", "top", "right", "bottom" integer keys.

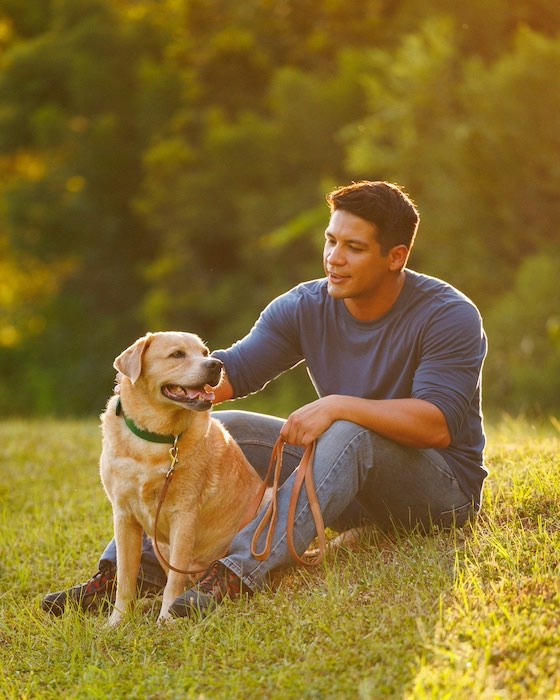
[{"left": 0, "top": 416, "right": 558, "bottom": 699}]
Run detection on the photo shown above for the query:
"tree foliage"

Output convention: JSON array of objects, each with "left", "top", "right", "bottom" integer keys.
[{"left": 0, "top": 0, "right": 558, "bottom": 416}]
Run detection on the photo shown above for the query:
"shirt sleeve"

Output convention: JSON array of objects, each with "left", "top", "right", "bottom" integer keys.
[
  {"left": 411, "top": 301, "right": 487, "bottom": 440},
  {"left": 212, "top": 289, "right": 305, "bottom": 398}
]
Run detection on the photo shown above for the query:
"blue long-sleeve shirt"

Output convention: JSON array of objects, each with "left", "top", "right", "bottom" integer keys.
[{"left": 214, "top": 270, "right": 488, "bottom": 503}]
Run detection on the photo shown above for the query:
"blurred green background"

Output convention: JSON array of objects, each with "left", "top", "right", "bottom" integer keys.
[{"left": 0, "top": 0, "right": 559, "bottom": 418}]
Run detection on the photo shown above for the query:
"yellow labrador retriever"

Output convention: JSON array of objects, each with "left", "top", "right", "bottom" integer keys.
[{"left": 100, "top": 331, "right": 263, "bottom": 626}]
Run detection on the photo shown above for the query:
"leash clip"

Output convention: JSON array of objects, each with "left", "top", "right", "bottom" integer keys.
[{"left": 166, "top": 436, "right": 180, "bottom": 478}]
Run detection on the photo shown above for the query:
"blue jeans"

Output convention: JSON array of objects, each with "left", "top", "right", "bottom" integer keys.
[{"left": 99, "top": 410, "right": 476, "bottom": 592}]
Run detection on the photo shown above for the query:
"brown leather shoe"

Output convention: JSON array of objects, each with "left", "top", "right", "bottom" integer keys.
[
  {"left": 168, "top": 561, "right": 252, "bottom": 619},
  {"left": 41, "top": 563, "right": 163, "bottom": 616}
]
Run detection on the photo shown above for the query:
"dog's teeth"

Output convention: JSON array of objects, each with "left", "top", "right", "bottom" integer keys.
[
  {"left": 163, "top": 384, "right": 214, "bottom": 402},
  {"left": 186, "top": 388, "right": 215, "bottom": 401}
]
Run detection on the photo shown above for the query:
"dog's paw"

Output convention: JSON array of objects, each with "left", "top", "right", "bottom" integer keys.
[
  {"left": 108, "top": 610, "right": 124, "bottom": 628},
  {"left": 157, "top": 605, "right": 183, "bottom": 626},
  {"left": 157, "top": 610, "right": 174, "bottom": 626}
]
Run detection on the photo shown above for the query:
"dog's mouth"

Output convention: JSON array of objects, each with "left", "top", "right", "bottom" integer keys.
[{"left": 161, "top": 384, "right": 215, "bottom": 411}]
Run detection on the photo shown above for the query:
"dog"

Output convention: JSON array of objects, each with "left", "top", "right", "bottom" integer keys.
[{"left": 99, "top": 331, "right": 263, "bottom": 626}]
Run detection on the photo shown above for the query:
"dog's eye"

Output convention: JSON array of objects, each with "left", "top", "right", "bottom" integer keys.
[
  {"left": 202, "top": 348, "right": 209, "bottom": 357},
  {"left": 169, "top": 350, "right": 186, "bottom": 359}
]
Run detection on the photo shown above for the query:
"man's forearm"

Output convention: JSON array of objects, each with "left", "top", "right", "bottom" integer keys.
[{"left": 330, "top": 395, "right": 451, "bottom": 449}]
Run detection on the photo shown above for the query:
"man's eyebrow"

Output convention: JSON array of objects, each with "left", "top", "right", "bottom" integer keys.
[{"left": 324, "top": 230, "right": 370, "bottom": 247}]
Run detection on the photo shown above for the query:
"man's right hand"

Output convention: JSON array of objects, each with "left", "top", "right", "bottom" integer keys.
[{"left": 280, "top": 396, "right": 338, "bottom": 447}]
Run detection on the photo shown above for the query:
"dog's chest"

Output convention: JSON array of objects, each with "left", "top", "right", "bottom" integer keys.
[
  {"left": 103, "top": 449, "right": 170, "bottom": 534},
  {"left": 139, "top": 469, "right": 175, "bottom": 531},
  {"left": 134, "top": 472, "right": 167, "bottom": 534}
]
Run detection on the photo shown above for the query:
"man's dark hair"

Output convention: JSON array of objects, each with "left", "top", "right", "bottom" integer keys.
[{"left": 326, "top": 181, "right": 419, "bottom": 255}]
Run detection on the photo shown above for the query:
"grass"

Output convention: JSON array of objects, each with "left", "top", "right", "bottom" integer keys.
[{"left": 0, "top": 415, "right": 559, "bottom": 699}]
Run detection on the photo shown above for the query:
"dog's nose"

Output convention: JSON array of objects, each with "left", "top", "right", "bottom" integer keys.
[{"left": 204, "top": 358, "right": 223, "bottom": 373}]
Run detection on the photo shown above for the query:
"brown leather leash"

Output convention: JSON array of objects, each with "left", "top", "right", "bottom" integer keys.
[
  {"left": 153, "top": 436, "right": 327, "bottom": 576},
  {"left": 152, "top": 438, "right": 211, "bottom": 576},
  {"left": 250, "top": 438, "right": 327, "bottom": 567}
]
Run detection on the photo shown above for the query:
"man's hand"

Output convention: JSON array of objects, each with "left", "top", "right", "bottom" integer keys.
[
  {"left": 280, "top": 396, "right": 338, "bottom": 447},
  {"left": 212, "top": 370, "right": 235, "bottom": 404}
]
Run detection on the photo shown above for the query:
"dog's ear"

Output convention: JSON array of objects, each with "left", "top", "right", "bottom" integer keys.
[{"left": 113, "top": 334, "right": 153, "bottom": 384}]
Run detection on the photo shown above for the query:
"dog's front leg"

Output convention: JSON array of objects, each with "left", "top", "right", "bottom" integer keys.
[
  {"left": 109, "top": 513, "right": 143, "bottom": 627},
  {"left": 157, "top": 513, "right": 197, "bottom": 623}
]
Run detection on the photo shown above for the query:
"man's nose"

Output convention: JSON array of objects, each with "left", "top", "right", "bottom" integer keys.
[{"left": 327, "top": 244, "right": 344, "bottom": 265}]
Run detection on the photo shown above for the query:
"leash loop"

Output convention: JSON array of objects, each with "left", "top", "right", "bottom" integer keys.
[
  {"left": 251, "top": 437, "right": 326, "bottom": 567},
  {"left": 250, "top": 439, "right": 284, "bottom": 561}
]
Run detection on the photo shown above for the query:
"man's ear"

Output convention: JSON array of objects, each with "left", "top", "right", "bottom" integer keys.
[
  {"left": 388, "top": 244, "right": 409, "bottom": 272},
  {"left": 113, "top": 333, "right": 153, "bottom": 384}
]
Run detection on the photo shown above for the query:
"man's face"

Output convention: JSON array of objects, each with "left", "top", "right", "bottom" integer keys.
[{"left": 323, "top": 209, "right": 397, "bottom": 310}]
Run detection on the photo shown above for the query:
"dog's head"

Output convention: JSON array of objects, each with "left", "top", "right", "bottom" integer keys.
[{"left": 114, "top": 332, "right": 222, "bottom": 412}]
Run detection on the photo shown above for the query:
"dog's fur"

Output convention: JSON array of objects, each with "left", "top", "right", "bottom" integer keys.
[{"left": 99, "top": 331, "right": 263, "bottom": 625}]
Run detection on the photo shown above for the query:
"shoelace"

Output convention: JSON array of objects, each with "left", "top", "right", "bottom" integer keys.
[
  {"left": 84, "top": 568, "right": 115, "bottom": 593},
  {"left": 204, "top": 564, "right": 239, "bottom": 596}
]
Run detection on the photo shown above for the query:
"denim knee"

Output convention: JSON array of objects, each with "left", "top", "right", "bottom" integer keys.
[{"left": 317, "top": 420, "right": 376, "bottom": 488}]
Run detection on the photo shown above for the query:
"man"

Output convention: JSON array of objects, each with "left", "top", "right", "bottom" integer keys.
[{"left": 42, "top": 180, "right": 487, "bottom": 619}]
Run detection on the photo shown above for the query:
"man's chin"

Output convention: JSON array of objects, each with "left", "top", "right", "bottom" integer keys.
[{"left": 326, "top": 282, "right": 347, "bottom": 298}]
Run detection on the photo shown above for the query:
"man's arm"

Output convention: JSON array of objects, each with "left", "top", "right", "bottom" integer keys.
[
  {"left": 279, "top": 395, "right": 451, "bottom": 450},
  {"left": 213, "top": 370, "right": 451, "bottom": 449}
]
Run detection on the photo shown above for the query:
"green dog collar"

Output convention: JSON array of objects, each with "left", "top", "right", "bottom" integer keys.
[{"left": 116, "top": 397, "right": 179, "bottom": 445}]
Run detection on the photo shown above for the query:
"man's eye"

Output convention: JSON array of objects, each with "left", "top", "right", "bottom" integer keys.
[{"left": 169, "top": 350, "right": 186, "bottom": 358}]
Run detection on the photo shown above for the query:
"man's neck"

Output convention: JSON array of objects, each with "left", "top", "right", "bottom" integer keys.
[{"left": 343, "top": 270, "right": 407, "bottom": 322}]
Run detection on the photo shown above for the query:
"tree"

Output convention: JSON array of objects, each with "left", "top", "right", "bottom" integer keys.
[
  {"left": 0, "top": 0, "right": 559, "bottom": 415},
  {"left": 343, "top": 22, "right": 560, "bottom": 307},
  {"left": 484, "top": 253, "right": 560, "bottom": 414},
  {"left": 0, "top": 0, "right": 161, "bottom": 413}
]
